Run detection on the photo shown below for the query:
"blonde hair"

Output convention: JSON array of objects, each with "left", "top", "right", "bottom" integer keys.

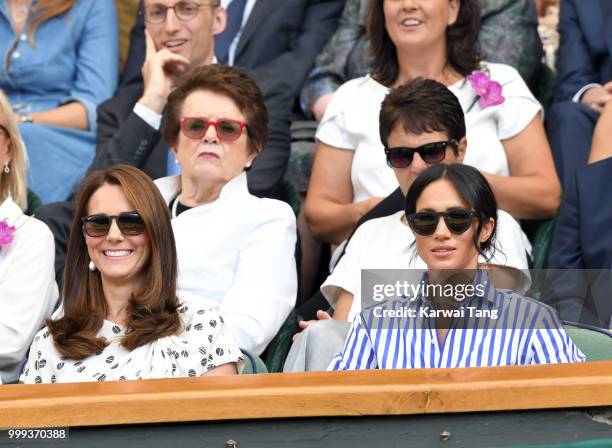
[{"left": 0, "top": 90, "right": 28, "bottom": 211}]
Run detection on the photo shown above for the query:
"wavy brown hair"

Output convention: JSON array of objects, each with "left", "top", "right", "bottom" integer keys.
[
  {"left": 367, "top": 0, "right": 482, "bottom": 87},
  {"left": 47, "top": 165, "right": 181, "bottom": 360},
  {"left": 26, "top": 0, "right": 77, "bottom": 43}
]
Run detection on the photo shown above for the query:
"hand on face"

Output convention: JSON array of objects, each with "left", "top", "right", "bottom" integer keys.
[{"left": 140, "top": 29, "right": 190, "bottom": 114}]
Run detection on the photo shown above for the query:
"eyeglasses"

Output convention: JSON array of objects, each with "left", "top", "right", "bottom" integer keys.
[
  {"left": 143, "top": 1, "right": 214, "bottom": 24},
  {"left": 179, "top": 116, "right": 249, "bottom": 143},
  {"left": 407, "top": 208, "right": 483, "bottom": 236},
  {"left": 384, "top": 140, "right": 458, "bottom": 168},
  {"left": 81, "top": 213, "right": 145, "bottom": 237}
]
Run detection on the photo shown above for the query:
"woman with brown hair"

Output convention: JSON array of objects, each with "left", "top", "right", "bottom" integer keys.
[
  {"left": 0, "top": 0, "right": 118, "bottom": 203},
  {"left": 304, "top": 0, "right": 560, "bottom": 245},
  {"left": 20, "top": 165, "right": 241, "bottom": 383}
]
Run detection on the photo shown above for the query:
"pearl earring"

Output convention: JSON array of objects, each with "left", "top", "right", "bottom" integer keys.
[
  {"left": 3, "top": 164, "right": 9, "bottom": 174},
  {"left": 88, "top": 260, "right": 96, "bottom": 272}
]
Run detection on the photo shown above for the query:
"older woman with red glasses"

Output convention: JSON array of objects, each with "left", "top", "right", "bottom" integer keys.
[{"left": 155, "top": 64, "right": 297, "bottom": 356}]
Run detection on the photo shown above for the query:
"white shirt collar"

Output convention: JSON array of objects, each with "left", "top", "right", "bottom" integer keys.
[{"left": 155, "top": 172, "right": 250, "bottom": 208}]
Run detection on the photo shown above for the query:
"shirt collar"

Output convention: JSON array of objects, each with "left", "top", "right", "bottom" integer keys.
[
  {"left": 0, "top": 197, "right": 24, "bottom": 224},
  {"left": 155, "top": 171, "right": 249, "bottom": 208}
]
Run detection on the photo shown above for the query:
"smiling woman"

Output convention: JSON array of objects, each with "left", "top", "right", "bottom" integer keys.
[{"left": 20, "top": 165, "right": 242, "bottom": 384}]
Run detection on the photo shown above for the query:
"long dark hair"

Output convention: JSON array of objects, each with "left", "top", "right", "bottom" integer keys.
[
  {"left": 48, "top": 165, "right": 181, "bottom": 360},
  {"left": 405, "top": 164, "right": 497, "bottom": 260},
  {"left": 367, "top": 0, "right": 482, "bottom": 87}
]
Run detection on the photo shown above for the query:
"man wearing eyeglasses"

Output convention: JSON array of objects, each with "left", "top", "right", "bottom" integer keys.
[{"left": 37, "top": 0, "right": 304, "bottom": 285}]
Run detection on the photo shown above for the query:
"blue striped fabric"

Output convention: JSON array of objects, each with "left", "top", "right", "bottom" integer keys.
[{"left": 329, "top": 271, "right": 586, "bottom": 370}]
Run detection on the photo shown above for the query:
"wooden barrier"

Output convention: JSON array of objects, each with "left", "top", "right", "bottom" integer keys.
[{"left": 1, "top": 361, "right": 611, "bottom": 429}]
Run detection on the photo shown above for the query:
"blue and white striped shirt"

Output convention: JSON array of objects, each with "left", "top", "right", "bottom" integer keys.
[{"left": 329, "top": 271, "right": 585, "bottom": 370}]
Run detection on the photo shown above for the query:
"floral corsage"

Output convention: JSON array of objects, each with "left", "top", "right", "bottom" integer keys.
[
  {"left": 0, "top": 220, "right": 17, "bottom": 249},
  {"left": 466, "top": 67, "right": 505, "bottom": 112}
]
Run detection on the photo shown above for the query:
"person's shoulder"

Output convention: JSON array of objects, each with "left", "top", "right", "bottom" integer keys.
[
  {"left": 177, "top": 303, "right": 225, "bottom": 332},
  {"left": 496, "top": 287, "right": 560, "bottom": 318},
  {"left": 11, "top": 215, "right": 55, "bottom": 253},
  {"left": 29, "top": 325, "right": 57, "bottom": 354},
  {"left": 481, "top": 62, "right": 523, "bottom": 83},
  {"left": 334, "top": 75, "right": 382, "bottom": 96},
  {"left": 99, "top": 85, "right": 144, "bottom": 112},
  {"left": 244, "top": 195, "right": 296, "bottom": 225}
]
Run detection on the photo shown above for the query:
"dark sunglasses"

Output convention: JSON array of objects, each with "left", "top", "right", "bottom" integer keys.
[
  {"left": 407, "top": 208, "right": 483, "bottom": 236},
  {"left": 179, "top": 116, "right": 249, "bottom": 143},
  {"left": 384, "top": 140, "right": 458, "bottom": 168},
  {"left": 81, "top": 212, "right": 145, "bottom": 237}
]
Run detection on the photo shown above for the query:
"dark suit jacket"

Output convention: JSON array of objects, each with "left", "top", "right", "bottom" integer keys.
[
  {"left": 121, "top": 0, "right": 344, "bottom": 100},
  {"left": 545, "top": 157, "right": 612, "bottom": 328},
  {"left": 94, "top": 71, "right": 293, "bottom": 198},
  {"left": 554, "top": 0, "right": 612, "bottom": 102}
]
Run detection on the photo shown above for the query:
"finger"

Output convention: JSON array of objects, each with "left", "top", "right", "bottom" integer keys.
[
  {"left": 316, "top": 310, "right": 332, "bottom": 320},
  {"left": 298, "top": 320, "right": 310, "bottom": 329},
  {"left": 144, "top": 29, "right": 157, "bottom": 60},
  {"left": 590, "top": 103, "right": 604, "bottom": 114},
  {"left": 156, "top": 49, "right": 191, "bottom": 65}
]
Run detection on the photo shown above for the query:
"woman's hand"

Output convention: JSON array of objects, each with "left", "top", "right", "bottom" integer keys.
[
  {"left": 304, "top": 142, "right": 384, "bottom": 244},
  {"left": 486, "top": 115, "right": 561, "bottom": 219}
]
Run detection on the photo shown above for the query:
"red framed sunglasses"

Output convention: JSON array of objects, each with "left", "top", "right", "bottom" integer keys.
[{"left": 179, "top": 116, "right": 249, "bottom": 143}]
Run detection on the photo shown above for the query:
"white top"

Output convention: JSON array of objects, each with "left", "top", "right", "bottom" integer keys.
[
  {"left": 0, "top": 197, "right": 58, "bottom": 384},
  {"left": 316, "top": 63, "right": 542, "bottom": 202},
  {"left": 20, "top": 304, "right": 242, "bottom": 383},
  {"left": 155, "top": 172, "right": 297, "bottom": 355},
  {"left": 322, "top": 210, "right": 531, "bottom": 323}
]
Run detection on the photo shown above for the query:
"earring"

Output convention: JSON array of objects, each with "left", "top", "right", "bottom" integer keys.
[
  {"left": 245, "top": 162, "right": 252, "bottom": 169},
  {"left": 88, "top": 260, "right": 96, "bottom": 272},
  {"left": 175, "top": 158, "right": 180, "bottom": 165},
  {"left": 3, "top": 164, "right": 9, "bottom": 174}
]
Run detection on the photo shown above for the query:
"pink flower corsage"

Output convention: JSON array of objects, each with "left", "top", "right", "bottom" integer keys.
[
  {"left": 466, "top": 70, "right": 505, "bottom": 111},
  {"left": 0, "top": 220, "right": 16, "bottom": 248}
]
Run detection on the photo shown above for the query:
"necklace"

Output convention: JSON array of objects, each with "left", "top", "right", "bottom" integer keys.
[{"left": 9, "top": 0, "right": 32, "bottom": 24}]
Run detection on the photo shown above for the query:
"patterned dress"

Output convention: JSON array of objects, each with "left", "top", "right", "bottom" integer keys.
[{"left": 20, "top": 304, "right": 243, "bottom": 384}]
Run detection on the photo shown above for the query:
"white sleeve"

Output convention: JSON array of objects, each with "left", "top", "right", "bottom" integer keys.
[
  {"left": 489, "top": 210, "right": 530, "bottom": 270},
  {"left": 572, "top": 83, "right": 602, "bottom": 103},
  {"left": 0, "top": 221, "right": 58, "bottom": 383},
  {"left": 218, "top": 203, "right": 297, "bottom": 355},
  {"left": 315, "top": 82, "right": 358, "bottom": 150},
  {"left": 133, "top": 102, "right": 163, "bottom": 130},
  {"left": 321, "top": 223, "right": 371, "bottom": 311},
  {"left": 492, "top": 65, "right": 543, "bottom": 140}
]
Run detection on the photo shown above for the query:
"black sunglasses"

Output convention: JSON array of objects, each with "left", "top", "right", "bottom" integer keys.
[
  {"left": 81, "top": 212, "right": 145, "bottom": 237},
  {"left": 384, "top": 140, "right": 458, "bottom": 168},
  {"left": 407, "top": 208, "right": 483, "bottom": 236}
]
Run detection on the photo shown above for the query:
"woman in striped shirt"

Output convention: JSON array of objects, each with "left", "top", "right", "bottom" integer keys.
[{"left": 330, "top": 164, "right": 585, "bottom": 370}]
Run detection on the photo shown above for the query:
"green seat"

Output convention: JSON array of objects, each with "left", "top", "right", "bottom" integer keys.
[
  {"left": 240, "top": 349, "right": 268, "bottom": 374},
  {"left": 263, "top": 310, "right": 299, "bottom": 373},
  {"left": 25, "top": 189, "right": 43, "bottom": 216},
  {"left": 522, "top": 216, "right": 557, "bottom": 299},
  {"left": 563, "top": 324, "right": 612, "bottom": 361}
]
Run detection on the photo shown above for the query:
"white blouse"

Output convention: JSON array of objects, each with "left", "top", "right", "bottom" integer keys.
[
  {"left": 0, "top": 197, "right": 58, "bottom": 384},
  {"left": 316, "top": 63, "right": 542, "bottom": 202},
  {"left": 20, "top": 304, "right": 243, "bottom": 384},
  {"left": 155, "top": 173, "right": 298, "bottom": 355}
]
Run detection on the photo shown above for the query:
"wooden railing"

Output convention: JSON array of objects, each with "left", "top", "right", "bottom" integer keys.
[{"left": 1, "top": 361, "right": 611, "bottom": 429}]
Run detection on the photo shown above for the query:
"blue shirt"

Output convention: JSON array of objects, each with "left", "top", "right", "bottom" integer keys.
[
  {"left": 330, "top": 271, "right": 586, "bottom": 370},
  {"left": 0, "top": 0, "right": 119, "bottom": 203}
]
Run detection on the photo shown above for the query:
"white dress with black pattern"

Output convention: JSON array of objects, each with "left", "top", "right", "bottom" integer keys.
[{"left": 20, "top": 304, "right": 243, "bottom": 384}]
